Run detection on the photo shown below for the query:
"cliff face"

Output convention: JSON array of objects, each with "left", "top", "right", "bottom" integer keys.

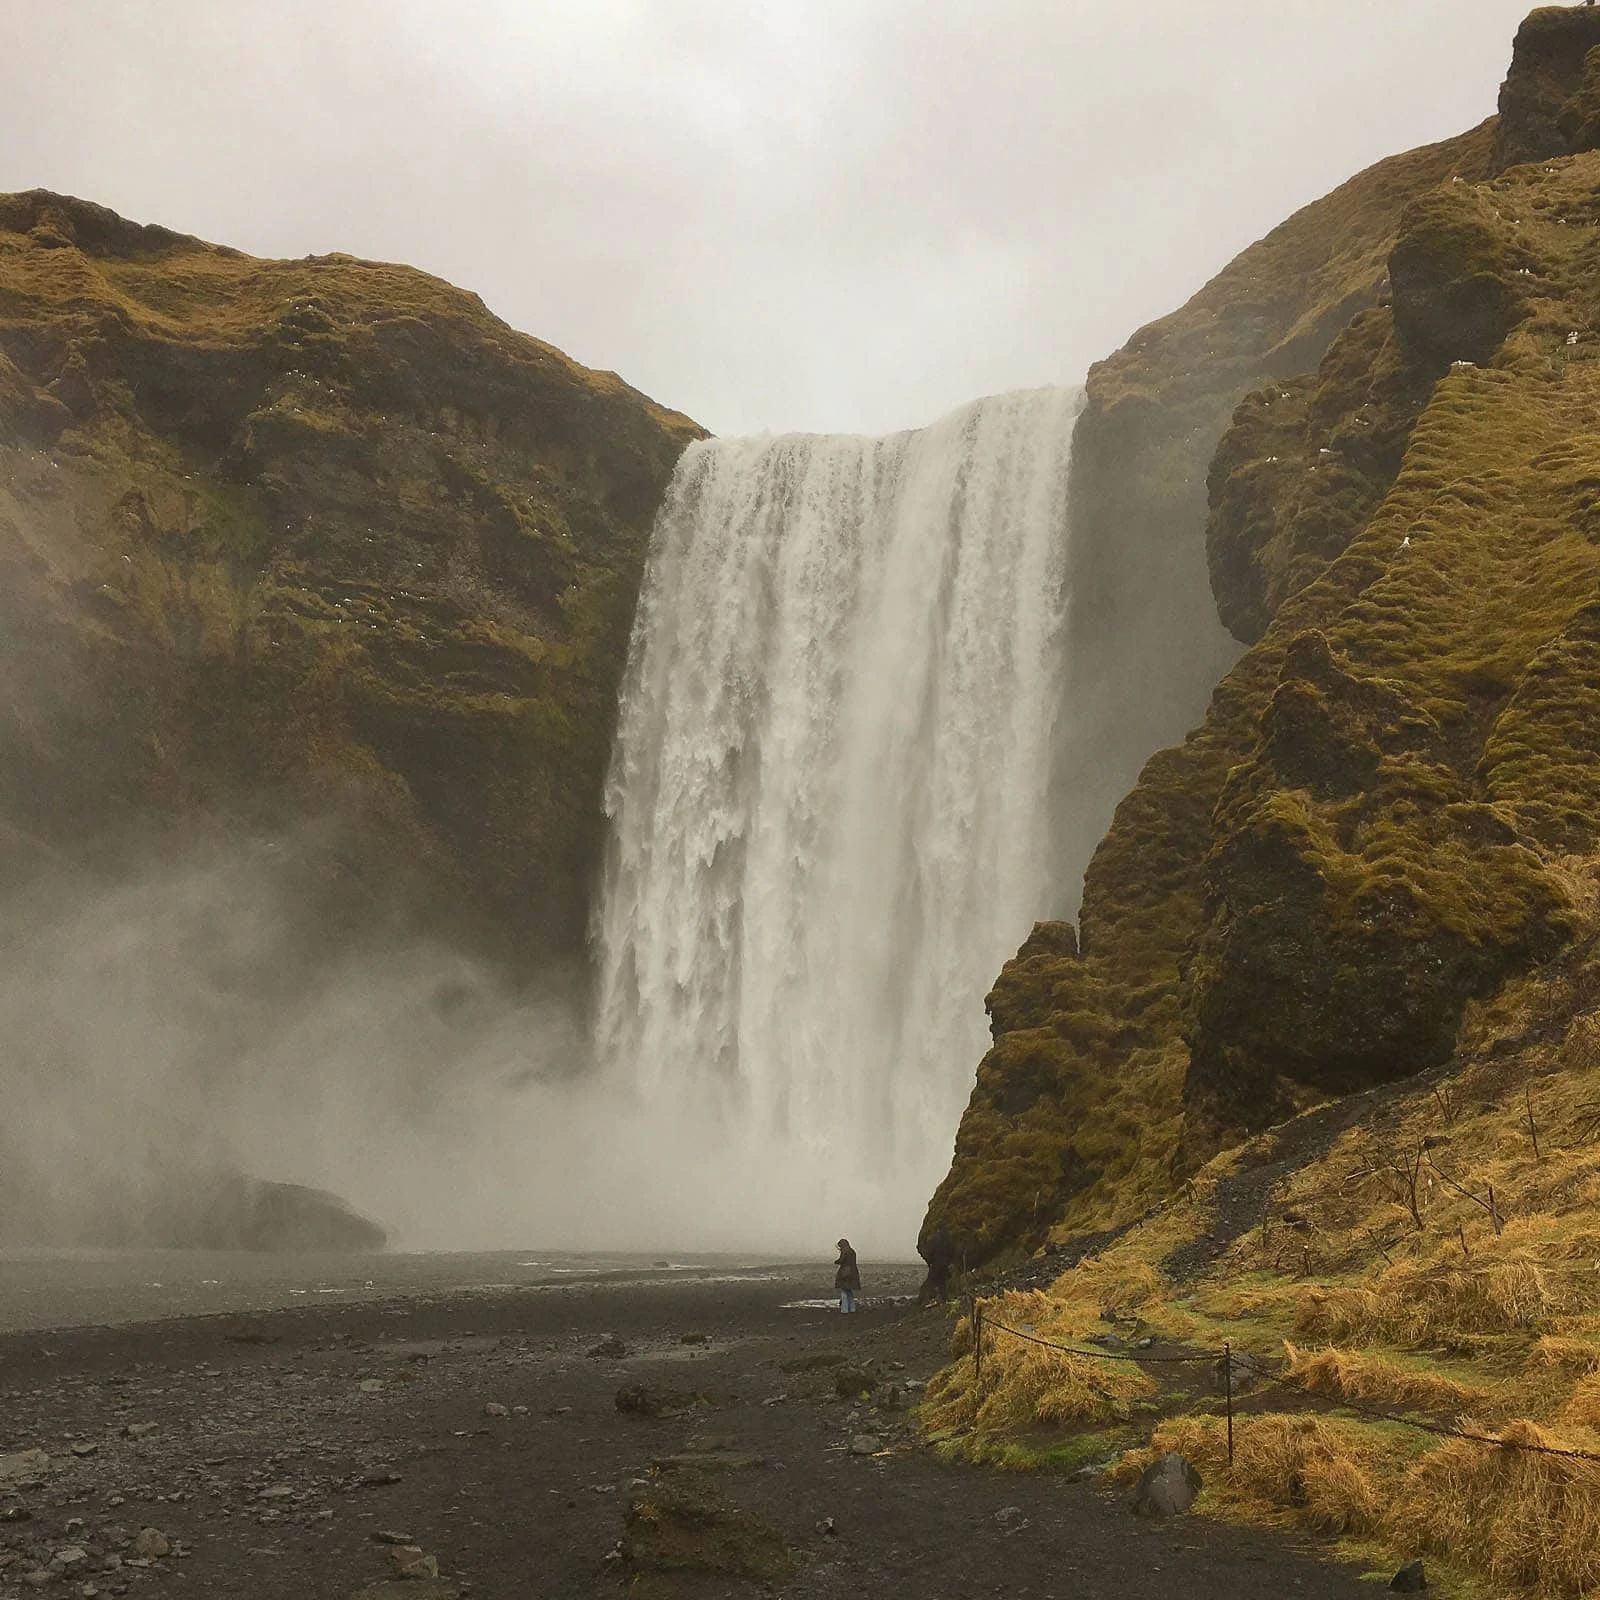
[
  {"left": 927, "top": 8, "right": 1600, "bottom": 1269},
  {"left": 1051, "top": 122, "right": 1494, "bottom": 898},
  {"left": 0, "top": 192, "right": 701, "bottom": 965}
]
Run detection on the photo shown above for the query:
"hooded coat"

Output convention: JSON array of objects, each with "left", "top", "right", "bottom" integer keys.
[{"left": 834, "top": 1240, "right": 861, "bottom": 1292}]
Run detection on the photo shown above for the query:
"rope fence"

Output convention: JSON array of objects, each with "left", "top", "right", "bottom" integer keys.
[{"left": 968, "top": 1298, "right": 1600, "bottom": 1467}]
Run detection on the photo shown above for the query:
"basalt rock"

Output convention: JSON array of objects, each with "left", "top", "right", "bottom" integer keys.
[{"left": 1493, "top": 6, "right": 1600, "bottom": 170}]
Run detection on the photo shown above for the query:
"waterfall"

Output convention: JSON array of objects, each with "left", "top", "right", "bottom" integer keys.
[{"left": 592, "top": 386, "right": 1081, "bottom": 1250}]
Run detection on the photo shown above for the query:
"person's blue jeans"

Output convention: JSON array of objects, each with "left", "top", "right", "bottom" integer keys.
[{"left": 839, "top": 1289, "right": 857, "bottom": 1313}]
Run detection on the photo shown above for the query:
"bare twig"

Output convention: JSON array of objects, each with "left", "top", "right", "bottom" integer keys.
[
  {"left": 1425, "top": 1155, "right": 1505, "bottom": 1234},
  {"left": 1527, "top": 1088, "right": 1542, "bottom": 1161}
]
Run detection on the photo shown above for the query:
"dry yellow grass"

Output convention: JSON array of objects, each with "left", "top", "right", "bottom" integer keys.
[
  {"left": 1296, "top": 1256, "right": 1564, "bottom": 1346},
  {"left": 1390, "top": 1419, "right": 1600, "bottom": 1599},
  {"left": 1283, "top": 1343, "right": 1492, "bottom": 1414},
  {"left": 922, "top": 1312, "right": 1155, "bottom": 1435},
  {"left": 1534, "top": 1334, "right": 1600, "bottom": 1374},
  {"left": 1121, "top": 1413, "right": 1387, "bottom": 1537}
]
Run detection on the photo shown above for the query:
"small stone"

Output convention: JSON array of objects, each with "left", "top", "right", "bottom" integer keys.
[
  {"left": 679, "top": 1332, "right": 707, "bottom": 1345},
  {"left": 359, "top": 1379, "right": 386, "bottom": 1394},
  {"left": 120, "top": 1423, "right": 159, "bottom": 1441},
  {"left": 1390, "top": 1560, "right": 1428, "bottom": 1593},
  {"left": 993, "top": 1505, "right": 1028, "bottom": 1528},
  {"left": 510, "top": 1405, "right": 528, "bottom": 1416},
  {"left": 816, "top": 1515, "right": 837, "bottom": 1537},
  {"left": 387, "top": 1544, "right": 439, "bottom": 1579},
  {"left": 1131, "top": 1452, "right": 1201, "bottom": 1518},
  {"left": 131, "top": 1528, "right": 170, "bottom": 1559},
  {"left": 848, "top": 1434, "right": 880, "bottom": 1456},
  {"left": 587, "top": 1334, "right": 627, "bottom": 1359},
  {"left": 481, "top": 1403, "right": 508, "bottom": 1419},
  {"left": 21, "top": 1570, "right": 50, "bottom": 1590},
  {"left": 52, "top": 1546, "right": 90, "bottom": 1571},
  {"left": 358, "top": 1470, "right": 403, "bottom": 1487},
  {"left": 259, "top": 1484, "right": 294, "bottom": 1500},
  {"left": 371, "top": 1531, "right": 417, "bottom": 1545}
]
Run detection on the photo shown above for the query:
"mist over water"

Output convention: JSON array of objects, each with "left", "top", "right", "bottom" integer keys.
[
  {"left": 593, "top": 387, "right": 1082, "bottom": 1251},
  {"left": 3, "top": 388, "right": 1081, "bottom": 1261}
]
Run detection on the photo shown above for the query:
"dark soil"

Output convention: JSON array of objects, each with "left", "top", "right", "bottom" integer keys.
[{"left": 0, "top": 1263, "right": 1384, "bottom": 1599}]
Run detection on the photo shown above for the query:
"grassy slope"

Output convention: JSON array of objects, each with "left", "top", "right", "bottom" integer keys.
[
  {"left": 925, "top": 13, "right": 1600, "bottom": 1595},
  {"left": 0, "top": 190, "right": 701, "bottom": 964},
  {"left": 925, "top": 123, "right": 1501, "bottom": 1268}
]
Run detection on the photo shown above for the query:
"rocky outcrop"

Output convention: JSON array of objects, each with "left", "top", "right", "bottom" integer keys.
[
  {"left": 926, "top": 14, "right": 1600, "bottom": 1271},
  {"left": 1052, "top": 123, "right": 1493, "bottom": 888},
  {"left": 1492, "top": 5, "right": 1600, "bottom": 169},
  {"left": 0, "top": 191, "right": 701, "bottom": 968}
]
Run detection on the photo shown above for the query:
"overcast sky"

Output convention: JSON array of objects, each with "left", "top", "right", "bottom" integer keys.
[{"left": 2, "top": 1, "right": 1536, "bottom": 436}]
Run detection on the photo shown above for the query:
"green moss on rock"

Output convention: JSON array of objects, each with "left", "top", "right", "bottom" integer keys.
[
  {"left": 926, "top": 68, "right": 1600, "bottom": 1272},
  {"left": 0, "top": 190, "right": 702, "bottom": 964}
]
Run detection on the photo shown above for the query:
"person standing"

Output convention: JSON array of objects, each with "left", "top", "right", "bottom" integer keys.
[{"left": 834, "top": 1237, "right": 861, "bottom": 1313}]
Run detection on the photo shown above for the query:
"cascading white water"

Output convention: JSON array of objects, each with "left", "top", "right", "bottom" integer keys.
[{"left": 592, "top": 386, "right": 1082, "bottom": 1250}]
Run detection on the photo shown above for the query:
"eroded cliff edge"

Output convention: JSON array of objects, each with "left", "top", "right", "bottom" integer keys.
[
  {"left": 0, "top": 191, "right": 702, "bottom": 968},
  {"left": 929, "top": 5, "right": 1600, "bottom": 1269}
]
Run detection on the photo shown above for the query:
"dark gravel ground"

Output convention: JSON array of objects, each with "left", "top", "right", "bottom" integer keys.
[{"left": 0, "top": 1260, "right": 1384, "bottom": 1599}]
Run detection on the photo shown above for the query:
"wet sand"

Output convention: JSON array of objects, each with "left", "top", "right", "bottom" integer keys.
[{"left": 0, "top": 1255, "right": 1381, "bottom": 1599}]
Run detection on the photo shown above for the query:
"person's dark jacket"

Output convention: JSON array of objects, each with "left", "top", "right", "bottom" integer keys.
[{"left": 834, "top": 1242, "right": 861, "bottom": 1291}]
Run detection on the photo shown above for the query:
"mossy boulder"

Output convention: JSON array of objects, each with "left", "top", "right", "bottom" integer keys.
[
  {"left": 0, "top": 191, "right": 701, "bottom": 966},
  {"left": 926, "top": 32, "right": 1600, "bottom": 1272}
]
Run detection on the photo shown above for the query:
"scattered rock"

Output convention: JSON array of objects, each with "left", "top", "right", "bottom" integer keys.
[
  {"left": 653, "top": 1453, "right": 767, "bottom": 1473},
  {"left": 1131, "top": 1452, "right": 1201, "bottom": 1517},
  {"left": 370, "top": 1531, "right": 416, "bottom": 1546},
  {"left": 816, "top": 1516, "right": 837, "bottom": 1537},
  {"left": 848, "top": 1434, "right": 880, "bottom": 1456},
  {"left": 622, "top": 1469, "right": 793, "bottom": 1580},
  {"left": 993, "top": 1505, "right": 1029, "bottom": 1531},
  {"left": 357, "top": 1470, "right": 403, "bottom": 1488},
  {"left": 482, "top": 1402, "right": 509, "bottom": 1418},
  {"left": 779, "top": 1351, "right": 846, "bottom": 1374},
  {"left": 120, "top": 1422, "right": 159, "bottom": 1440},
  {"left": 359, "top": 1379, "right": 387, "bottom": 1394},
  {"left": 680, "top": 1332, "right": 708, "bottom": 1345},
  {"left": 386, "top": 1545, "right": 439, "bottom": 1579},
  {"left": 834, "top": 1367, "right": 875, "bottom": 1400},
  {"left": 349, "top": 1582, "right": 459, "bottom": 1600},
  {"left": 49, "top": 1546, "right": 89, "bottom": 1572},
  {"left": 131, "top": 1528, "right": 170, "bottom": 1559},
  {"left": 614, "top": 1383, "right": 707, "bottom": 1419},
  {"left": 69, "top": 1442, "right": 99, "bottom": 1458},
  {"left": 0, "top": 1450, "right": 49, "bottom": 1487},
  {"left": 1390, "top": 1560, "right": 1429, "bottom": 1592},
  {"left": 588, "top": 1334, "right": 628, "bottom": 1359}
]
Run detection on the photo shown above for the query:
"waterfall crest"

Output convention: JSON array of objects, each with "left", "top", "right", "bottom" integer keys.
[{"left": 593, "top": 386, "right": 1082, "bottom": 1248}]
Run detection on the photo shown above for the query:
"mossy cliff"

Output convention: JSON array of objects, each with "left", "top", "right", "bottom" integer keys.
[
  {"left": 0, "top": 191, "right": 700, "bottom": 963},
  {"left": 928, "top": 6, "right": 1600, "bottom": 1269}
]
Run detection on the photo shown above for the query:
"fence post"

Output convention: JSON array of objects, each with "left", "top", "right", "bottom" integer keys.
[
  {"left": 973, "top": 1299, "right": 984, "bottom": 1383},
  {"left": 1224, "top": 1340, "right": 1234, "bottom": 1467}
]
